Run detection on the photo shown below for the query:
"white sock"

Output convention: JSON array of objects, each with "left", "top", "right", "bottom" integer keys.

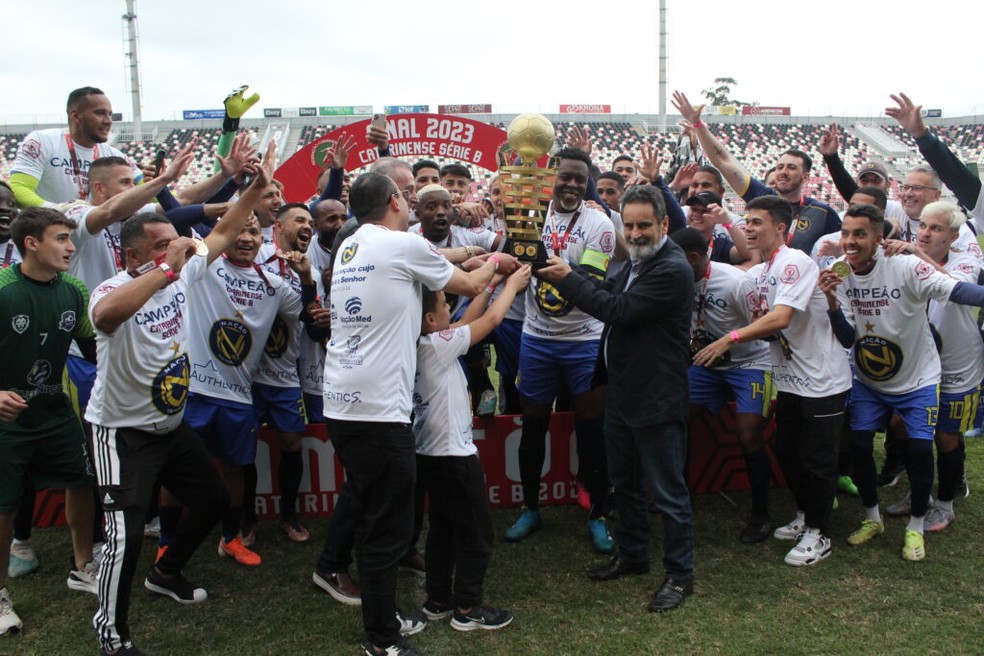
[
  {"left": 936, "top": 499, "right": 954, "bottom": 513},
  {"left": 11, "top": 538, "right": 31, "bottom": 547},
  {"left": 907, "top": 516, "right": 925, "bottom": 533},
  {"left": 864, "top": 506, "right": 882, "bottom": 523}
]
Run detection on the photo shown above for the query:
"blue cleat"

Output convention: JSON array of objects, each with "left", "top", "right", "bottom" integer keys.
[{"left": 504, "top": 508, "right": 542, "bottom": 542}]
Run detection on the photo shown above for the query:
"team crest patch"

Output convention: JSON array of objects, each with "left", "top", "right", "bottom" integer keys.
[
  {"left": 58, "top": 310, "right": 77, "bottom": 332},
  {"left": 12, "top": 315, "right": 29, "bottom": 334},
  {"left": 21, "top": 139, "right": 42, "bottom": 160},
  {"left": 914, "top": 260, "right": 934, "bottom": 281},
  {"left": 264, "top": 315, "right": 289, "bottom": 358},
  {"left": 779, "top": 264, "right": 800, "bottom": 284},
  {"left": 600, "top": 232, "right": 614, "bottom": 253},
  {"left": 438, "top": 329, "right": 454, "bottom": 341},
  {"left": 340, "top": 243, "right": 358, "bottom": 264},
  {"left": 855, "top": 335, "right": 903, "bottom": 382},
  {"left": 27, "top": 360, "right": 52, "bottom": 386},
  {"left": 209, "top": 319, "right": 252, "bottom": 366},
  {"left": 152, "top": 354, "right": 190, "bottom": 416}
]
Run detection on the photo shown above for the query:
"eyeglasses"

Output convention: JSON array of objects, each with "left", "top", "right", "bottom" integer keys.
[{"left": 899, "top": 184, "right": 937, "bottom": 192}]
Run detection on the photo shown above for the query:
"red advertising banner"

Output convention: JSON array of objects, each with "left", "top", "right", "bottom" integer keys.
[
  {"left": 275, "top": 114, "right": 508, "bottom": 203},
  {"left": 560, "top": 104, "right": 611, "bottom": 114},
  {"left": 31, "top": 407, "right": 781, "bottom": 527},
  {"left": 438, "top": 104, "right": 493, "bottom": 114},
  {"left": 740, "top": 106, "right": 791, "bottom": 116}
]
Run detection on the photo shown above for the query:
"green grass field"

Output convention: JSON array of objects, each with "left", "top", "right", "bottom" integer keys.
[{"left": 5, "top": 439, "right": 984, "bottom": 656}]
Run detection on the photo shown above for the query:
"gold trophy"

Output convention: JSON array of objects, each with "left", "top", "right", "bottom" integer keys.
[{"left": 498, "top": 113, "right": 557, "bottom": 268}]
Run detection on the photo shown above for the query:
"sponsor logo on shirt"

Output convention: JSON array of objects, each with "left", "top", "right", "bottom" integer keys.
[
  {"left": 12, "top": 314, "right": 29, "bottom": 334},
  {"left": 209, "top": 319, "right": 252, "bottom": 366},
  {"left": 152, "top": 354, "right": 190, "bottom": 415},
  {"left": 58, "top": 310, "right": 76, "bottom": 333},
  {"left": 534, "top": 280, "right": 573, "bottom": 318},
  {"left": 341, "top": 297, "right": 372, "bottom": 323},
  {"left": 26, "top": 360, "right": 52, "bottom": 386}
]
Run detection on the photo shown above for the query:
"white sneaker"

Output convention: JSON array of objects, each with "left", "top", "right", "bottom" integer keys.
[
  {"left": 885, "top": 491, "right": 934, "bottom": 517},
  {"left": 0, "top": 588, "right": 22, "bottom": 635},
  {"left": 924, "top": 505, "right": 955, "bottom": 533},
  {"left": 784, "top": 531, "right": 832, "bottom": 566},
  {"left": 67, "top": 559, "right": 99, "bottom": 595},
  {"left": 772, "top": 516, "right": 805, "bottom": 540}
]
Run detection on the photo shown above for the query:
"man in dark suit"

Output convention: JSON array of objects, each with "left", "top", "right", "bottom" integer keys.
[{"left": 537, "top": 184, "right": 695, "bottom": 612}]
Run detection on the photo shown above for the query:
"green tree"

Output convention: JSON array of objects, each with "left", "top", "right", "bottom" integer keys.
[{"left": 700, "top": 78, "right": 757, "bottom": 107}]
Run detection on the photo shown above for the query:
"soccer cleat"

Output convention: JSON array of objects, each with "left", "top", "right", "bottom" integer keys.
[
  {"left": 421, "top": 600, "right": 453, "bottom": 621},
  {"left": 885, "top": 491, "right": 933, "bottom": 517},
  {"left": 217, "top": 536, "right": 261, "bottom": 566},
  {"left": 901, "top": 530, "right": 926, "bottom": 561},
  {"left": 0, "top": 588, "right": 22, "bottom": 635},
  {"left": 361, "top": 638, "right": 421, "bottom": 656},
  {"left": 279, "top": 518, "right": 311, "bottom": 543},
  {"left": 838, "top": 475, "right": 859, "bottom": 496},
  {"left": 587, "top": 518, "right": 615, "bottom": 554},
  {"left": 8, "top": 545, "right": 39, "bottom": 579},
  {"left": 312, "top": 569, "right": 361, "bottom": 606},
  {"left": 100, "top": 641, "right": 143, "bottom": 655},
  {"left": 924, "top": 505, "right": 955, "bottom": 533},
  {"left": 396, "top": 608, "right": 427, "bottom": 636},
  {"left": 240, "top": 522, "right": 256, "bottom": 548},
  {"left": 155, "top": 545, "right": 169, "bottom": 564},
  {"left": 784, "top": 531, "right": 832, "bottom": 566},
  {"left": 144, "top": 568, "right": 207, "bottom": 604},
  {"left": 475, "top": 389, "right": 497, "bottom": 416},
  {"left": 67, "top": 558, "right": 99, "bottom": 595},
  {"left": 143, "top": 516, "right": 161, "bottom": 539},
  {"left": 503, "top": 508, "right": 542, "bottom": 542},
  {"left": 450, "top": 605, "right": 514, "bottom": 632},
  {"left": 847, "top": 519, "right": 885, "bottom": 546},
  {"left": 772, "top": 515, "right": 805, "bottom": 541}
]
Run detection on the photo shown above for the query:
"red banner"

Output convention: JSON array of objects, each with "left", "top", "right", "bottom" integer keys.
[
  {"left": 741, "top": 106, "right": 791, "bottom": 116},
  {"left": 438, "top": 104, "right": 492, "bottom": 114},
  {"left": 32, "top": 407, "right": 781, "bottom": 526},
  {"left": 560, "top": 104, "right": 611, "bottom": 114},
  {"left": 275, "top": 114, "right": 508, "bottom": 203}
]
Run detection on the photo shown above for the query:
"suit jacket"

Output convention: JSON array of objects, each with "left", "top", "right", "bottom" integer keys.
[{"left": 555, "top": 239, "right": 694, "bottom": 427}]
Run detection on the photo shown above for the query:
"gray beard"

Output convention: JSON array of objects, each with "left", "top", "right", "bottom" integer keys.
[{"left": 627, "top": 242, "right": 657, "bottom": 262}]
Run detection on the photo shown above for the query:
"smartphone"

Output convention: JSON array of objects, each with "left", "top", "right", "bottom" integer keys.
[
  {"left": 153, "top": 149, "right": 166, "bottom": 177},
  {"left": 371, "top": 113, "right": 386, "bottom": 131}
]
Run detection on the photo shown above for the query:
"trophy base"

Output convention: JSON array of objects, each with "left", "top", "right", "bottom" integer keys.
[{"left": 504, "top": 238, "right": 549, "bottom": 269}]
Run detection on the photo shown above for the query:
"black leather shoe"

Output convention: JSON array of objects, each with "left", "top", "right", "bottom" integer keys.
[
  {"left": 587, "top": 555, "right": 650, "bottom": 581},
  {"left": 740, "top": 516, "right": 771, "bottom": 544},
  {"left": 647, "top": 576, "right": 693, "bottom": 612}
]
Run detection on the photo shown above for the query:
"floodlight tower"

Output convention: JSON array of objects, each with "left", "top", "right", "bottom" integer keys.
[
  {"left": 658, "top": 0, "right": 667, "bottom": 131},
  {"left": 122, "top": 0, "right": 143, "bottom": 141}
]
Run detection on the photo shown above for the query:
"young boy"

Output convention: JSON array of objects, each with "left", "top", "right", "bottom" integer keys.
[{"left": 414, "top": 261, "right": 530, "bottom": 631}]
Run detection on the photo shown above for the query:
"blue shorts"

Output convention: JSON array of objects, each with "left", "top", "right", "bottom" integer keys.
[
  {"left": 688, "top": 366, "right": 773, "bottom": 416},
  {"left": 185, "top": 393, "right": 257, "bottom": 465},
  {"left": 64, "top": 354, "right": 97, "bottom": 416},
  {"left": 937, "top": 385, "right": 980, "bottom": 435},
  {"left": 252, "top": 383, "right": 306, "bottom": 433},
  {"left": 491, "top": 318, "right": 523, "bottom": 377},
  {"left": 849, "top": 380, "right": 939, "bottom": 441},
  {"left": 303, "top": 392, "right": 324, "bottom": 424},
  {"left": 517, "top": 334, "right": 599, "bottom": 405}
]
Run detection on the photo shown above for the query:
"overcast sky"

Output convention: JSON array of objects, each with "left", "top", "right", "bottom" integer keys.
[{"left": 4, "top": 0, "right": 982, "bottom": 124}]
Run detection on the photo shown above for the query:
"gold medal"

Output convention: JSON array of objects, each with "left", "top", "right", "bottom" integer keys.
[
  {"left": 193, "top": 239, "right": 209, "bottom": 257},
  {"left": 832, "top": 261, "right": 851, "bottom": 279}
]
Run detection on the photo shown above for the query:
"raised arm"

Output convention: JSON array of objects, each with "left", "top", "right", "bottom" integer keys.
[
  {"left": 672, "top": 91, "right": 752, "bottom": 196},
  {"left": 819, "top": 124, "right": 860, "bottom": 203}
]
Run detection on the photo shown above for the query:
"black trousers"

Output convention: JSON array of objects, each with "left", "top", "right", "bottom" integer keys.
[
  {"left": 328, "top": 419, "right": 416, "bottom": 649},
  {"left": 91, "top": 422, "right": 228, "bottom": 652},
  {"left": 773, "top": 391, "right": 848, "bottom": 535},
  {"left": 417, "top": 454, "right": 493, "bottom": 609}
]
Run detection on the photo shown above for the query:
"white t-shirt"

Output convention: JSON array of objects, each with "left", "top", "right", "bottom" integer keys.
[
  {"left": 811, "top": 229, "right": 843, "bottom": 271},
  {"left": 747, "top": 246, "right": 852, "bottom": 397},
  {"left": 694, "top": 262, "right": 771, "bottom": 370},
  {"left": 524, "top": 202, "right": 616, "bottom": 341},
  {"left": 413, "top": 325, "right": 476, "bottom": 457},
  {"left": 835, "top": 248, "right": 959, "bottom": 394},
  {"left": 323, "top": 224, "right": 455, "bottom": 423},
  {"left": 928, "top": 254, "right": 984, "bottom": 394},
  {"left": 85, "top": 255, "right": 206, "bottom": 433},
  {"left": 187, "top": 257, "right": 301, "bottom": 404},
  {"left": 251, "top": 244, "right": 304, "bottom": 389},
  {"left": 12, "top": 128, "right": 139, "bottom": 205},
  {"left": 306, "top": 239, "right": 333, "bottom": 277},
  {"left": 0, "top": 241, "right": 22, "bottom": 269},
  {"left": 298, "top": 275, "right": 327, "bottom": 397},
  {"left": 260, "top": 224, "right": 275, "bottom": 246},
  {"left": 899, "top": 217, "right": 983, "bottom": 261},
  {"left": 409, "top": 223, "right": 497, "bottom": 253}
]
